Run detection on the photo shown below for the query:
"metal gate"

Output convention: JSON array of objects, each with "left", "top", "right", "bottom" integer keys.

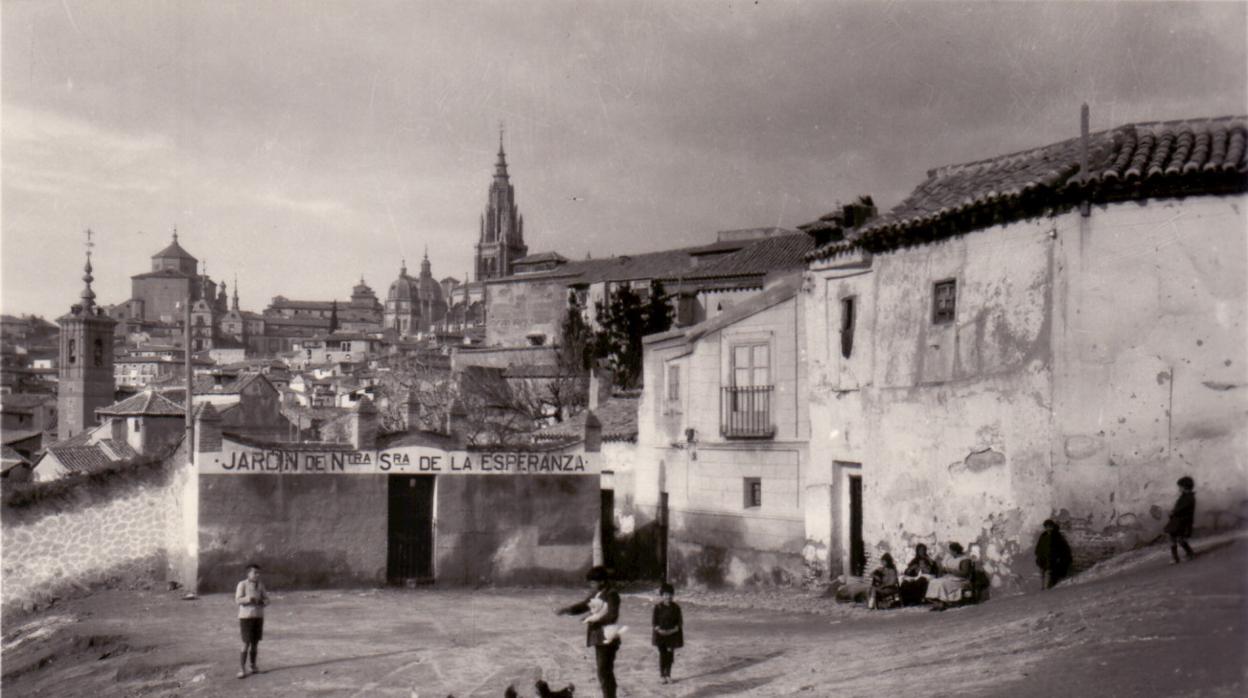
[
  {"left": 387, "top": 475, "right": 435, "bottom": 583},
  {"left": 849, "top": 474, "right": 865, "bottom": 577}
]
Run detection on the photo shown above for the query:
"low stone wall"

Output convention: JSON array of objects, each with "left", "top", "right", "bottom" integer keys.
[{"left": 1, "top": 461, "right": 186, "bottom": 617}]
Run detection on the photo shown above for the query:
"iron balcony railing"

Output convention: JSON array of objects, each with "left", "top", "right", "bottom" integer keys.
[{"left": 720, "top": 385, "right": 775, "bottom": 438}]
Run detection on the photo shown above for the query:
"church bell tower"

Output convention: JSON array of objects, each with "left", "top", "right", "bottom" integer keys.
[{"left": 57, "top": 230, "right": 117, "bottom": 441}]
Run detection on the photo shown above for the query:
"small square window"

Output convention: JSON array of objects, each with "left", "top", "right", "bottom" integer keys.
[
  {"left": 744, "top": 477, "right": 762, "bottom": 508},
  {"left": 932, "top": 279, "right": 957, "bottom": 324}
]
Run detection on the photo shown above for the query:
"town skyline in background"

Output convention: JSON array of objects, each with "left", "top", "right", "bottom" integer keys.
[{"left": 3, "top": 1, "right": 1246, "bottom": 319}]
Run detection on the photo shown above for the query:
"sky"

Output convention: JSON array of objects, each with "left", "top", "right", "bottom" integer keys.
[{"left": 2, "top": 0, "right": 1245, "bottom": 320}]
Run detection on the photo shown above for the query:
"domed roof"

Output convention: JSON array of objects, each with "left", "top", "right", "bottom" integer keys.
[
  {"left": 387, "top": 262, "right": 419, "bottom": 303},
  {"left": 418, "top": 275, "right": 443, "bottom": 303},
  {"left": 152, "top": 231, "right": 197, "bottom": 262}
]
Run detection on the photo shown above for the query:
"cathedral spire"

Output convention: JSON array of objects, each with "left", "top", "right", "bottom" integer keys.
[
  {"left": 232, "top": 274, "right": 240, "bottom": 311},
  {"left": 494, "top": 122, "right": 509, "bottom": 178}
]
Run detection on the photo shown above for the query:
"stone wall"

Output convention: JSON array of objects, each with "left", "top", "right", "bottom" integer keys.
[
  {"left": 1, "top": 457, "right": 190, "bottom": 616},
  {"left": 484, "top": 275, "right": 575, "bottom": 346}
]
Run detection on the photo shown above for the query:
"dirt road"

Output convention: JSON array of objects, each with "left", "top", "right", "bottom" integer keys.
[{"left": 3, "top": 534, "right": 1245, "bottom": 697}]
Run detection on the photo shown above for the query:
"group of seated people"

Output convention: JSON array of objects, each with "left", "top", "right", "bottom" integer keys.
[{"left": 867, "top": 542, "right": 977, "bottom": 611}]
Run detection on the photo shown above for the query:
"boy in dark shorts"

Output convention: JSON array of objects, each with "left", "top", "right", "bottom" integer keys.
[{"left": 235, "top": 564, "right": 269, "bottom": 678}]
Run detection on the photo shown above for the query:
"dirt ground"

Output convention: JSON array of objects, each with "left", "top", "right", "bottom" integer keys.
[{"left": 3, "top": 533, "right": 1246, "bottom": 698}]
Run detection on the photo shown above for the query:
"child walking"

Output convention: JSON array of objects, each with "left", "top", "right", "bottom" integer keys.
[
  {"left": 235, "top": 563, "right": 269, "bottom": 678},
  {"left": 1165, "top": 476, "right": 1197, "bottom": 564},
  {"left": 651, "top": 583, "right": 683, "bottom": 684}
]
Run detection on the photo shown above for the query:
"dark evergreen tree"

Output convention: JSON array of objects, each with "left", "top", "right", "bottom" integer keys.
[{"left": 328, "top": 300, "right": 339, "bottom": 333}]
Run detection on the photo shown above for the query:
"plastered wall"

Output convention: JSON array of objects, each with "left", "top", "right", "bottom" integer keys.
[{"left": 806, "top": 195, "right": 1248, "bottom": 592}]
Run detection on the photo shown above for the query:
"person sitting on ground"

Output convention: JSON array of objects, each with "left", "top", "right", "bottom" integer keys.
[
  {"left": 867, "top": 553, "right": 900, "bottom": 609},
  {"left": 900, "top": 543, "right": 939, "bottom": 606},
  {"left": 1035, "top": 519, "right": 1073, "bottom": 589},
  {"left": 925, "top": 542, "right": 973, "bottom": 611}
]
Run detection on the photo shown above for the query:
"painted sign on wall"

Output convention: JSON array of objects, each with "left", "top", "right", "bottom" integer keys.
[{"left": 200, "top": 442, "right": 595, "bottom": 476}]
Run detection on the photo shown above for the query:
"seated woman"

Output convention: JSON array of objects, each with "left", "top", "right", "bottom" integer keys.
[
  {"left": 899, "top": 543, "right": 939, "bottom": 606},
  {"left": 867, "top": 553, "right": 900, "bottom": 609},
  {"left": 925, "top": 542, "right": 973, "bottom": 611}
]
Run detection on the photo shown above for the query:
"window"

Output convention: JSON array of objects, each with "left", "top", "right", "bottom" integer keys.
[
  {"left": 339, "top": 341, "right": 351, "bottom": 351},
  {"left": 133, "top": 419, "right": 141, "bottom": 433},
  {"left": 932, "top": 279, "right": 957, "bottom": 324},
  {"left": 666, "top": 364, "right": 680, "bottom": 402},
  {"left": 68, "top": 339, "right": 76, "bottom": 364},
  {"left": 840, "top": 296, "right": 856, "bottom": 359},
  {"left": 732, "top": 343, "right": 769, "bottom": 387},
  {"left": 744, "top": 477, "right": 762, "bottom": 508},
  {"left": 93, "top": 338, "right": 104, "bottom": 367}
]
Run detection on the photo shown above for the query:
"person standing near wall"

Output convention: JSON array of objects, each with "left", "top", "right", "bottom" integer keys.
[
  {"left": 1165, "top": 476, "right": 1197, "bottom": 564},
  {"left": 556, "top": 566, "right": 622, "bottom": 698},
  {"left": 1034, "top": 519, "right": 1072, "bottom": 589},
  {"left": 234, "top": 563, "right": 269, "bottom": 678}
]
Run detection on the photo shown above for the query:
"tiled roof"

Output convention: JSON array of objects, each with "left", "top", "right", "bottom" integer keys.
[
  {"left": 152, "top": 239, "right": 196, "bottom": 261},
  {"left": 647, "top": 272, "right": 803, "bottom": 346},
  {"left": 98, "top": 438, "right": 139, "bottom": 460},
  {"left": 532, "top": 396, "right": 640, "bottom": 443},
  {"left": 45, "top": 431, "right": 116, "bottom": 474},
  {"left": 0, "top": 393, "right": 54, "bottom": 410},
  {"left": 97, "top": 390, "right": 185, "bottom": 417},
  {"left": 807, "top": 115, "right": 1248, "bottom": 261},
  {"left": 130, "top": 268, "right": 195, "bottom": 280},
  {"left": 515, "top": 251, "right": 569, "bottom": 265},
  {"left": 269, "top": 299, "right": 336, "bottom": 310},
  {"left": 262, "top": 315, "right": 332, "bottom": 327},
  {"left": 1, "top": 429, "right": 44, "bottom": 446},
  {"left": 2, "top": 445, "right": 29, "bottom": 472},
  {"left": 690, "top": 233, "right": 814, "bottom": 278}
]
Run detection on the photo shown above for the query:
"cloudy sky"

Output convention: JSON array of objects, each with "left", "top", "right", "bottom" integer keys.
[{"left": 2, "top": 1, "right": 1245, "bottom": 319}]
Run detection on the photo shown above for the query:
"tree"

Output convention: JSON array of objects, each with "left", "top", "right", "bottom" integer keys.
[
  {"left": 328, "top": 300, "right": 339, "bottom": 333},
  {"left": 593, "top": 280, "right": 674, "bottom": 390}
]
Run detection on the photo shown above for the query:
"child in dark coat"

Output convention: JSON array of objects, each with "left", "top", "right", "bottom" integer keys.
[
  {"left": 1034, "top": 519, "right": 1073, "bottom": 589},
  {"left": 1165, "top": 476, "right": 1197, "bottom": 564},
  {"left": 651, "top": 583, "right": 683, "bottom": 684}
]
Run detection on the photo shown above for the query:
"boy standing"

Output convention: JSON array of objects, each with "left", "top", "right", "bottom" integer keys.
[
  {"left": 651, "top": 583, "right": 683, "bottom": 684},
  {"left": 1165, "top": 476, "right": 1197, "bottom": 564},
  {"left": 557, "top": 566, "right": 621, "bottom": 698},
  {"left": 235, "top": 564, "right": 269, "bottom": 678}
]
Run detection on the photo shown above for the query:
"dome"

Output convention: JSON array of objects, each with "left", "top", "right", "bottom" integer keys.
[
  {"left": 418, "top": 275, "right": 443, "bottom": 304},
  {"left": 387, "top": 263, "right": 419, "bottom": 303}
]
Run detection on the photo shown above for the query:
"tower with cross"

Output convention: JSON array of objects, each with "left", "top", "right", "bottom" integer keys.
[{"left": 57, "top": 229, "right": 118, "bottom": 441}]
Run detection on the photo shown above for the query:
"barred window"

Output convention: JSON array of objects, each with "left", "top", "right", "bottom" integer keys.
[{"left": 932, "top": 279, "right": 957, "bottom": 324}]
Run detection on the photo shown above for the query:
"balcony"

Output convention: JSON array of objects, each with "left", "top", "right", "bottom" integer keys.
[{"left": 720, "top": 385, "right": 775, "bottom": 439}]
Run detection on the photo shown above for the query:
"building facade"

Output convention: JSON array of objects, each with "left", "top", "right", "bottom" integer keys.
[
  {"left": 637, "top": 273, "right": 814, "bottom": 586},
  {"left": 803, "top": 115, "right": 1248, "bottom": 592}
]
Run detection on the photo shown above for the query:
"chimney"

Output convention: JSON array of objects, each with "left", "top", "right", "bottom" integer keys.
[
  {"left": 194, "top": 402, "right": 223, "bottom": 455},
  {"left": 446, "top": 398, "right": 467, "bottom": 449},
  {"left": 584, "top": 410, "right": 602, "bottom": 453},
  {"left": 675, "top": 290, "right": 699, "bottom": 328},
  {"left": 350, "top": 396, "right": 377, "bottom": 450}
]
